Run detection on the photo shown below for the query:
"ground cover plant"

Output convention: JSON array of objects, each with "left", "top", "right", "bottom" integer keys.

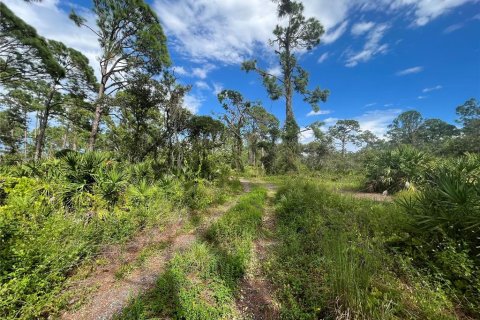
[
  {"left": 0, "top": 152, "right": 241, "bottom": 319},
  {"left": 117, "top": 187, "right": 267, "bottom": 319},
  {"left": 268, "top": 178, "right": 476, "bottom": 319}
]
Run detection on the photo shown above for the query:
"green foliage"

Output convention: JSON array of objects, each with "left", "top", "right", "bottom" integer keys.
[
  {"left": 328, "top": 119, "right": 362, "bottom": 156},
  {"left": 396, "top": 154, "right": 480, "bottom": 315},
  {"left": 0, "top": 150, "right": 244, "bottom": 319},
  {"left": 365, "top": 145, "right": 431, "bottom": 192},
  {"left": 0, "top": 3, "right": 64, "bottom": 84},
  {"left": 242, "top": 0, "right": 329, "bottom": 171},
  {"left": 387, "top": 110, "right": 424, "bottom": 145},
  {"left": 118, "top": 188, "right": 267, "bottom": 320},
  {"left": 269, "top": 178, "right": 459, "bottom": 319}
]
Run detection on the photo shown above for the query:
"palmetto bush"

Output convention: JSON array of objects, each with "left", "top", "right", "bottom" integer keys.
[
  {"left": 365, "top": 145, "right": 431, "bottom": 192},
  {"left": 396, "top": 153, "right": 480, "bottom": 315},
  {"left": 61, "top": 151, "right": 110, "bottom": 191},
  {"left": 94, "top": 165, "right": 128, "bottom": 207},
  {"left": 398, "top": 153, "right": 480, "bottom": 252}
]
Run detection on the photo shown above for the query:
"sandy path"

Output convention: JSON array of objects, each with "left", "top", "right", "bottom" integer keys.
[
  {"left": 236, "top": 182, "right": 280, "bottom": 320},
  {"left": 60, "top": 181, "right": 250, "bottom": 320}
]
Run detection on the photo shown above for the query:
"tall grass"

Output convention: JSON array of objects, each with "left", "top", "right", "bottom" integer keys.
[{"left": 269, "top": 178, "right": 458, "bottom": 319}]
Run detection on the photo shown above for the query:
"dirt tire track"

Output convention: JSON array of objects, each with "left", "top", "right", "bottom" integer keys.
[
  {"left": 236, "top": 183, "right": 280, "bottom": 320},
  {"left": 60, "top": 181, "right": 250, "bottom": 320}
]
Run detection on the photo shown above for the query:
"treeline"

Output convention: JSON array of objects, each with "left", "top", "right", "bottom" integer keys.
[
  {"left": 0, "top": 0, "right": 334, "bottom": 176},
  {"left": 302, "top": 99, "right": 480, "bottom": 171}
]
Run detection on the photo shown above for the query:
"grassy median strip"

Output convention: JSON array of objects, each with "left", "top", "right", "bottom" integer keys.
[{"left": 117, "top": 187, "right": 267, "bottom": 320}]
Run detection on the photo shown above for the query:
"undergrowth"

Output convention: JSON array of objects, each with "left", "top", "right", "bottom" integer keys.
[
  {"left": 0, "top": 153, "right": 242, "bottom": 319},
  {"left": 268, "top": 179, "right": 462, "bottom": 319}
]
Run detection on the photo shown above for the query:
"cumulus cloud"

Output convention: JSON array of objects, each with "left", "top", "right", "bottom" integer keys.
[
  {"left": 153, "top": 0, "right": 359, "bottom": 63},
  {"left": 396, "top": 66, "right": 424, "bottom": 76},
  {"left": 355, "top": 108, "right": 402, "bottom": 137},
  {"left": 423, "top": 85, "right": 443, "bottom": 92},
  {"left": 173, "top": 66, "right": 188, "bottom": 76},
  {"left": 345, "top": 24, "right": 389, "bottom": 67},
  {"left": 267, "top": 65, "right": 282, "bottom": 77},
  {"left": 192, "top": 64, "right": 216, "bottom": 79},
  {"left": 299, "top": 128, "right": 315, "bottom": 144},
  {"left": 5, "top": 0, "right": 476, "bottom": 77}
]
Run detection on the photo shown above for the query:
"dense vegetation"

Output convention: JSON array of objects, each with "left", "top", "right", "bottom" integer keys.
[
  {"left": 0, "top": 0, "right": 479, "bottom": 319},
  {"left": 270, "top": 174, "right": 479, "bottom": 319}
]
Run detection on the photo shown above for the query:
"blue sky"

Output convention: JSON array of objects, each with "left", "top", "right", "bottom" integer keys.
[{"left": 5, "top": 0, "right": 480, "bottom": 141}]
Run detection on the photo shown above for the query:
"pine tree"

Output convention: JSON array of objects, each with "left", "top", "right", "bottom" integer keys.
[
  {"left": 242, "top": 0, "right": 329, "bottom": 171},
  {"left": 70, "top": 0, "right": 170, "bottom": 150}
]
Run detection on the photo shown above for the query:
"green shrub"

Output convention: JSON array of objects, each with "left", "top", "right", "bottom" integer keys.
[
  {"left": 365, "top": 145, "right": 431, "bottom": 193},
  {"left": 396, "top": 153, "right": 480, "bottom": 316},
  {"left": 183, "top": 179, "right": 215, "bottom": 210}
]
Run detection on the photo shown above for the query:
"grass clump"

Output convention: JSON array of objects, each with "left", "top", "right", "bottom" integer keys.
[
  {"left": 117, "top": 187, "right": 267, "bottom": 320},
  {"left": 268, "top": 178, "right": 459, "bottom": 319}
]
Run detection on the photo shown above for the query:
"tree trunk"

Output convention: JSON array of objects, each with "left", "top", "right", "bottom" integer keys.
[
  {"left": 88, "top": 82, "right": 105, "bottom": 151},
  {"left": 23, "top": 109, "right": 28, "bottom": 160},
  {"left": 34, "top": 89, "right": 55, "bottom": 161},
  {"left": 282, "top": 43, "right": 299, "bottom": 172},
  {"left": 235, "top": 132, "right": 243, "bottom": 171},
  {"left": 62, "top": 123, "right": 69, "bottom": 149}
]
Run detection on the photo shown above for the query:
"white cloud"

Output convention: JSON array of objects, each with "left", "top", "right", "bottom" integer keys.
[
  {"left": 443, "top": 23, "right": 464, "bottom": 33},
  {"left": 3, "top": 0, "right": 101, "bottom": 80},
  {"left": 183, "top": 94, "right": 203, "bottom": 113},
  {"left": 351, "top": 21, "right": 375, "bottom": 36},
  {"left": 299, "top": 128, "right": 315, "bottom": 144},
  {"left": 324, "top": 117, "right": 339, "bottom": 125},
  {"left": 364, "top": 102, "right": 377, "bottom": 107},
  {"left": 192, "top": 64, "right": 215, "bottom": 79},
  {"left": 418, "top": 95, "right": 427, "bottom": 99},
  {"left": 396, "top": 66, "right": 424, "bottom": 76},
  {"left": 153, "top": 0, "right": 361, "bottom": 63},
  {"left": 318, "top": 52, "right": 330, "bottom": 63},
  {"left": 152, "top": 0, "right": 475, "bottom": 65},
  {"left": 267, "top": 65, "right": 282, "bottom": 77},
  {"left": 355, "top": 108, "right": 402, "bottom": 137},
  {"left": 5, "top": 0, "right": 475, "bottom": 81},
  {"left": 195, "top": 81, "right": 210, "bottom": 90},
  {"left": 388, "top": 0, "right": 479, "bottom": 26},
  {"left": 423, "top": 85, "right": 443, "bottom": 92},
  {"left": 212, "top": 82, "right": 224, "bottom": 96},
  {"left": 307, "top": 109, "right": 332, "bottom": 117},
  {"left": 173, "top": 66, "right": 188, "bottom": 76},
  {"left": 322, "top": 20, "right": 349, "bottom": 44},
  {"left": 345, "top": 24, "right": 389, "bottom": 67}
]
